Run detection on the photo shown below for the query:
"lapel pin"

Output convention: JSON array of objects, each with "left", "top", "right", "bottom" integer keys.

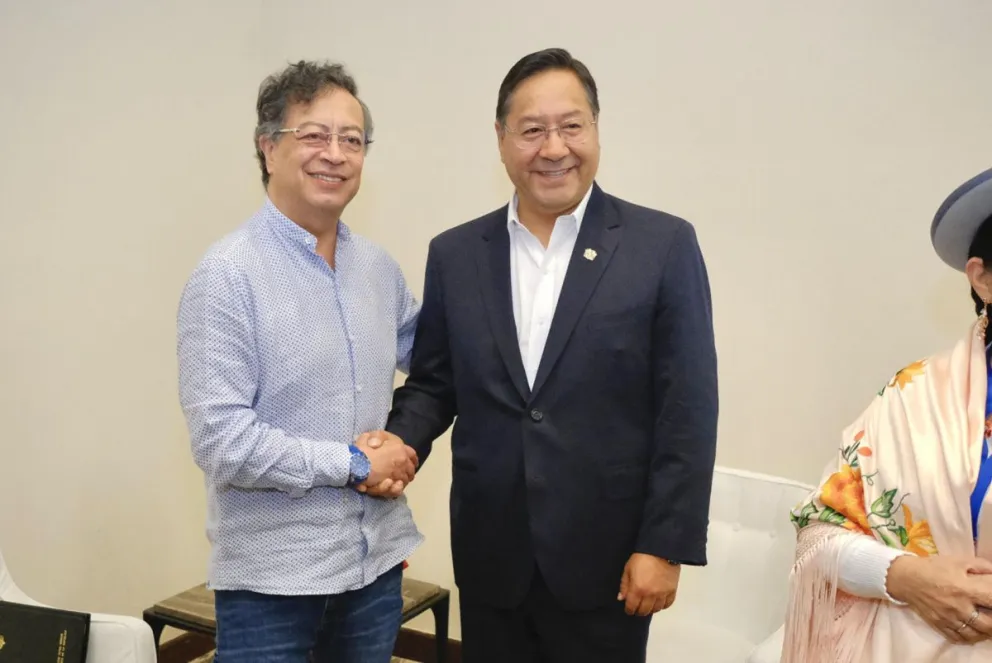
[{"left": 583, "top": 248, "right": 597, "bottom": 261}]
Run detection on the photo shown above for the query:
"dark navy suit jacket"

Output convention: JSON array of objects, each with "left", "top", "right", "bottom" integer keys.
[{"left": 387, "top": 183, "right": 719, "bottom": 610}]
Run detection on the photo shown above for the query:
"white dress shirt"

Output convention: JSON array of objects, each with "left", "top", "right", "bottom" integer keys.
[{"left": 507, "top": 187, "right": 593, "bottom": 388}]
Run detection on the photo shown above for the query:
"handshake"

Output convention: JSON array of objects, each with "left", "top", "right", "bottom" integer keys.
[{"left": 353, "top": 430, "right": 419, "bottom": 498}]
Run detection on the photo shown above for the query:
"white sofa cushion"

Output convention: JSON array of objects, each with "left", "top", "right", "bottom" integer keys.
[
  {"left": 746, "top": 625, "right": 784, "bottom": 663},
  {"left": 0, "top": 547, "right": 31, "bottom": 603},
  {"left": 649, "top": 616, "right": 759, "bottom": 662},
  {"left": 645, "top": 467, "right": 812, "bottom": 662}
]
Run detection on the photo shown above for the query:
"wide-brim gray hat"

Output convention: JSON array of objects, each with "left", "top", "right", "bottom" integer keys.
[{"left": 931, "top": 167, "right": 992, "bottom": 271}]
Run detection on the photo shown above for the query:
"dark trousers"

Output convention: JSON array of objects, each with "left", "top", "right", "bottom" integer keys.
[
  {"left": 213, "top": 564, "right": 404, "bottom": 663},
  {"left": 460, "top": 567, "right": 652, "bottom": 663}
]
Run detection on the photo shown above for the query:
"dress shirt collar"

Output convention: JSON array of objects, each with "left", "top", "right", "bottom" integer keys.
[
  {"left": 263, "top": 197, "right": 351, "bottom": 251},
  {"left": 506, "top": 184, "right": 594, "bottom": 234}
]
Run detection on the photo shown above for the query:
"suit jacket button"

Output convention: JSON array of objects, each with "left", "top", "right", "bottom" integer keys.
[{"left": 530, "top": 409, "right": 544, "bottom": 422}]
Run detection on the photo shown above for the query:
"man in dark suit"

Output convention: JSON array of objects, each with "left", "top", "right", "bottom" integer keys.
[{"left": 373, "top": 48, "right": 719, "bottom": 663}]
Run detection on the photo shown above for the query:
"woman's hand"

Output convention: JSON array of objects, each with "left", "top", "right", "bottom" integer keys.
[{"left": 886, "top": 555, "right": 992, "bottom": 644}]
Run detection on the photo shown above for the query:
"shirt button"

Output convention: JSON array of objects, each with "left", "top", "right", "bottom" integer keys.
[
  {"left": 530, "top": 409, "right": 543, "bottom": 422},
  {"left": 356, "top": 385, "right": 363, "bottom": 393}
]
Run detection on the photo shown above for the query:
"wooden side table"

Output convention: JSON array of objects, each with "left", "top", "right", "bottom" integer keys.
[{"left": 143, "top": 577, "right": 450, "bottom": 663}]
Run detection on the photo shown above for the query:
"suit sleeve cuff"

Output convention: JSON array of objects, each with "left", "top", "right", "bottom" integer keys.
[{"left": 634, "top": 529, "right": 707, "bottom": 566}]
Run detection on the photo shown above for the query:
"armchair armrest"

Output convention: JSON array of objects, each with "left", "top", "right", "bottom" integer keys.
[
  {"left": 85, "top": 612, "right": 157, "bottom": 663},
  {"left": 5, "top": 589, "right": 156, "bottom": 663}
]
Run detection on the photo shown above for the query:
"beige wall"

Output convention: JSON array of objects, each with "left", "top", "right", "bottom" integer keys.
[{"left": 1, "top": 0, "right": 991, "bottom": 641}]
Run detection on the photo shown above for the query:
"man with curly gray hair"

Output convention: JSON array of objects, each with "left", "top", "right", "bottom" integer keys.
[{"left": 176, "top": 60, "right": 423, "bottom": 662}]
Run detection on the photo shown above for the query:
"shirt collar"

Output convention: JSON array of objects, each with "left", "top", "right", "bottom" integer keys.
[
  {"left": 262, "top": 197, "right": 351, "bottom": 250},
  {"left": 506, "top": 184, "right": 594, "bottom": 234}
]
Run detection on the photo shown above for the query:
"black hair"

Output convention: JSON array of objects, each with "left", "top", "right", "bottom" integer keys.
[
  {"left": 967, "top": 215, "right": 992, "bottom": 314},
  {"left": 495, "top": 48, "right": 599, "bottom": 125}
]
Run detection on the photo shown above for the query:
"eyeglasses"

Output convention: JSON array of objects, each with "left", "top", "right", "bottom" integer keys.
[
  {"left": 275, "top": 122, "right": 371, "bottom": 154},
  {"left": 503, "top": 117, "right": 597, "bottom": 149}
]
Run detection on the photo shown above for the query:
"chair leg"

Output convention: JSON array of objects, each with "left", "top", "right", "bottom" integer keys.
[{"left": 430, "top": 597, "right": 450, "bottom": 663}]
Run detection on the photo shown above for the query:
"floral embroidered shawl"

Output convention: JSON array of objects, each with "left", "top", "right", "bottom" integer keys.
[{"left": 782, "top": 320, "right": 992, "bottom": 662}]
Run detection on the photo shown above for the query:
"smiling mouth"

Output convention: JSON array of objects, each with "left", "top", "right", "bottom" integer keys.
[
  {"left": 536, "top": 167, "right": 573, "bottom": 178},
  {"left": 309, "top": 173, "right": 345, "bottom": 183}
]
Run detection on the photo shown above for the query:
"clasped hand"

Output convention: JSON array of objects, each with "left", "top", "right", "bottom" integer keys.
[
  {"left": 352, "top": 430, "right": 419, "bottom": 498},
  {"left": 887, "top": 555, "right": 992, "bottom": 644}
]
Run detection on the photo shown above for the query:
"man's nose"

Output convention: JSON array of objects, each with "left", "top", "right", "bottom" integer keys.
[
  {"left": 539, "top": 129, "right": 569, "bottom": 160},
  {"left": 320, "top": 137, "right": 347, "bottom": 163}
]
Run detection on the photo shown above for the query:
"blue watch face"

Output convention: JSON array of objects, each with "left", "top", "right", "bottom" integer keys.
[{"left": 348, "top": 444, "right": 371, "bottom": 484}]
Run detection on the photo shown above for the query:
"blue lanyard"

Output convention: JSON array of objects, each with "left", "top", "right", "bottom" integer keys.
[{"left": 971, "top": 345, "right": 992, "bottom": 539}]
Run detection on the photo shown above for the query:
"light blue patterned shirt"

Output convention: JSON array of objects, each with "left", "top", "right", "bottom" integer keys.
[{"left": 176, "top": 199, "right": 423, "bottom": 595}]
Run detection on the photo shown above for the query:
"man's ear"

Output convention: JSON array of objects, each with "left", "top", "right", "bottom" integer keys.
[
  {"left": 494, "top": 121, "right": 506, "bottom": 163},
  {"left": 258, "top": 134, "right": 277, "bottom": 175}
]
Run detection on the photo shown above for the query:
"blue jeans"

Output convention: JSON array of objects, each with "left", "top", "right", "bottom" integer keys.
[{"left": 213, "top": 564, "right": 404, "bottom": 663}]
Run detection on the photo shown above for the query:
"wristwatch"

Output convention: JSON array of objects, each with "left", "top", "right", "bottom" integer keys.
[{"left": 347, "top": 444, "right": 371, "bottom": 486}]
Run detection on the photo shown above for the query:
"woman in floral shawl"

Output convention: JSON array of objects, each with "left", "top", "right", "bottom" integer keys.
[{"left": 783, "top": 168, "right": 992, "bottom": 663}]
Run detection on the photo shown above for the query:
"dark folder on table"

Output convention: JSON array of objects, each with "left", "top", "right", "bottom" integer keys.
[{"left": 0, "top": 600, "right": 90, "bottom": 663}]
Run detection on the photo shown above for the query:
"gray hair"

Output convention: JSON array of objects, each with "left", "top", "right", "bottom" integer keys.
[{"left": 253, "top": 60, "right": 374, "bottom": 187}]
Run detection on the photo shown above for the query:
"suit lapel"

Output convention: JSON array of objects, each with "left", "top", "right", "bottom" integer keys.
[
  {"left": 477, "top": 211, "right": 531, "bottom": 402},
  {"left": 530, "top": 185, "right": 620, "bottom": 399}
]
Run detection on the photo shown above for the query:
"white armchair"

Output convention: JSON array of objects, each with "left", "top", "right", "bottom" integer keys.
[
  {"left": 645, "top": 466, "right": 813, "bottom": 663},
  {"left": 0, "top": 545, "right": 157, "bottom": 663}
]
